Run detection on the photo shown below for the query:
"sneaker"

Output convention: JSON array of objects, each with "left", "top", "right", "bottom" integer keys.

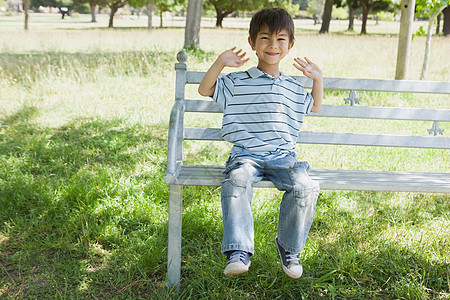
[
  {"left": 224, "top": 250, "right": 251, "bottom": 276},
  {"left": 275, "top": 237, "right": 303, "bottom": 278}
]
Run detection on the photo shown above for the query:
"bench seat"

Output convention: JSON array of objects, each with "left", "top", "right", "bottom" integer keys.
[{"left": 165, "top": 165, "right": 450, "bottom": 193}]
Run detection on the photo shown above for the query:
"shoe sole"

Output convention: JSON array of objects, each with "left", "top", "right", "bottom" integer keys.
[{"left": 224, "top": 262, "right": 251, "bottom": 276}]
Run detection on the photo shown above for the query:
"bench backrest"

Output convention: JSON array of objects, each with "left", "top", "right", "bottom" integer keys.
[{"left": 168, "top": 51, "right": 450, "bottom": 174}]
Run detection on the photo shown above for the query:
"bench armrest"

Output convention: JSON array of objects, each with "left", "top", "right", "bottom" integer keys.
[{"left": 166, "top": 100, "right": 185, "bottom": 177}]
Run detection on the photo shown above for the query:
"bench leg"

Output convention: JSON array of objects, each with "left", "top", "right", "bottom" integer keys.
[{"left": 167, "top": 185, "right": 183, "bottom": 289}]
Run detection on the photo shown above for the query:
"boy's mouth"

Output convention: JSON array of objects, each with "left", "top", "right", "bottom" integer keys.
[{"left": 265, "top": 52, "right": 279, "bottom": 56}]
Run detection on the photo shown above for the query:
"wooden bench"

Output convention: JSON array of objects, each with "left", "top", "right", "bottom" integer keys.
[{"left": 165, "top": 51, "right": 450, "bottom": 288}]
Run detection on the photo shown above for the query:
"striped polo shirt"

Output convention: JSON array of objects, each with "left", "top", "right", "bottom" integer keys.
[{"left": 213, "top": 67, "right": 314, "bottom": 156}]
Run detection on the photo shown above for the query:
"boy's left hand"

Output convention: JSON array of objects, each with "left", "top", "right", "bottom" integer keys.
[{"left": 293, "top": 57, "right": 322, "bottom": 80}]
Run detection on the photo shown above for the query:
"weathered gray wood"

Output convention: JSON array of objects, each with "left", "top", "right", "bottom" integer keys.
[
  {"left": 183, "top": 128, "right": 450, "bottom": 149},
  {"left": 184, "top": 100, "right": 450, "bottom": 122},
  {"left": 167, "top": 165, "right": 450, "bottom": 193},
  {"left": 316, "top": 105, "right": 450, "bottom": 121},
  {"left": 186, "top": 72, "right": 450, "bottom": 93},
  {"left": 167, "top": 185, "right": 183, "bottom": 289}
]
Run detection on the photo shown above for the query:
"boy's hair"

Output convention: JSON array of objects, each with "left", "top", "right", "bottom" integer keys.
[{"left": 249, "top": 8, "right": 295, "bottom": 44}]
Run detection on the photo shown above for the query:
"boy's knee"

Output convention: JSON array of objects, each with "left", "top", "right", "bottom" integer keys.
[
  {"left": 222, "top": 178, "right": 248, "bottom": 198},
  {"left": 290, "top": 166, "right": 320, "bottom": 207},
  {"left": 292, "top": 181, "right": 320, "bottom": 207}
]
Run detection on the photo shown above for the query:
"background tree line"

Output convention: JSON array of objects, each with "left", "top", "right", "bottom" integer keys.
[
  {"left": 17, "top": 0, "right": 449, "bottom": 79},
  {"left": 20, "top": 0, "right": 450, "bottom": 34}
]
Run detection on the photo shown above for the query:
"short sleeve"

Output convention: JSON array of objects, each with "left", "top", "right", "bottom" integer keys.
[
  {"left": 304, "top": 91, "right": 314, "bottom": 114},
  {"left": 212, "top": 73, "right": 235, "bottom": 112}
]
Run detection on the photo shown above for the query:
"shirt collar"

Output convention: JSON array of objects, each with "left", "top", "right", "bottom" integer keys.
[{"left": 247, "top": 67, "right": 291, "bottom": 81}]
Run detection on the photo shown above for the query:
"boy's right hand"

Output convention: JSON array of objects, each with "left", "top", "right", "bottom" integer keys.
[
  {"left": 218, "top": 47, "right": 250, "bottom": 68},
  {"left": 198, "top": 47, "right": 249, "bottom": 97}
]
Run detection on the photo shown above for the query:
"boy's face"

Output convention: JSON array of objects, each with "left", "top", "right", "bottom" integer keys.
[{"left": 248, "top": 24, "right": 294, "bottom": 71}]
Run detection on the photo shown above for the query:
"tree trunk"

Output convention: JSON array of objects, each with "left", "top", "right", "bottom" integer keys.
[
  {"left": 90, "top": 2, "right": 97, "bottom": 22},
  {"left": 184, "top": 0, "right": 203, "bottom": 49},
  {"left": 348, "top": 6, "right": 354, "bottom": 31},
  {"left": 24, "top": 0, "right": 29, "bottom": 30},
  {"left": 109, "top": 5, "right": 118, "bottom": 28},
  {"left": 395, "top": 0, "right": 415, "bottom": 79},
  {"left": 436, "top": 13, "right": 441, "bottom": 35},
  {"left": 160, "top": 10, "right": 163, "bottom": 28},
  {"left": 360, "top": 3, "right": 369, "bottom": 34},
  {"left": 215, "top": 10, "right": 226, "bottom": 28},
  {"left": 319, "top": 0, "right": 334, "bottom": 33},
  {"left": 443, "top": 6, "right": 450, "bottom": 36},
  {"left": 420, "top": 17, "right": 435, "bottom": 80},
  {"left": 147, "top": 1, "right": 154, "bottom": 30}
]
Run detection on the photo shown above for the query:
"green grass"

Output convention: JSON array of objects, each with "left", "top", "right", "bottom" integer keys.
[{"left": 0, "top": 18, "right": 449, "bottom": 299}]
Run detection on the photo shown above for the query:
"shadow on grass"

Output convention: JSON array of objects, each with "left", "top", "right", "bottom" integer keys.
[
  {"left": 2, "top": 106, "right": 448, "bottom": 299},
  {"left": 0, "top": 106, "right": 174, "bottom": 298}
]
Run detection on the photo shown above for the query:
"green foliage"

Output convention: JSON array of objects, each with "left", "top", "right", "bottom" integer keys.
[
  {"left": 413, "top": 25, "right": 427, "bottom": 38},
  {"left": 376, "top": 11, "right": 395, "bottom": 21},
  {"left": 416, "top": 0, "right": 449, "bottom": 17},
  {"left": 332, "top": 6, "right": 348, "bottom": 19},
  {"left": 205, "top": 0, "right": 299, "bottom": 27}
]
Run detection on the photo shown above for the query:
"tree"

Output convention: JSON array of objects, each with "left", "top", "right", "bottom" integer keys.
[
  {"left": 155, "top": 0, "right": 184, "bottom": 28},
  {"left": 319, "top": 0, "right": 334, "bottom": 33},
  {"left": 444, "top": 5, "right": 450, "bottom": 35},
  {"left": 107, "top": 0, "right": 128, "bottom": 27},
  {"left": 205, "top": 0, "right": 297, "bottom": 28},
  {"left": 129, "top": 0, "right": 154, "bottom": 29},
  {"left": 24, "top": 0, "right": 30, "bottom": 30},
  {"left": 73, "top": 0, "right": 107, "bottom": 22},
  {"left": 206, "top": 0, "right": 238, "bottom": 28},
  {"left": 415, "top": 0, "right": 449, "bottom": 79},
  {"left": 307, "top": 0, "right": 326, "bottom": 23},
  {"left": 395, "top": 0, "right": 415, "bottom": 79},
  {"left": 147, "top": 0, "right": 155, "bottom": 30},
  {"left": 184, "top": 0, "right": 203, "bottom": 48},
  {"left": 359, "top": 0, "right": 379, "bottom": 34},
  {"left": 345, "top": 0, "right": 360, "bottom": 30}
]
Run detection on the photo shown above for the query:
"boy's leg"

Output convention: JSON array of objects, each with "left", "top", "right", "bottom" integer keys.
[
  {"left": 265, "top": 158, "right": 320, "bottom": 254},
  {"left": 221, "top": 157, "right": 263, "bottom": 256}
]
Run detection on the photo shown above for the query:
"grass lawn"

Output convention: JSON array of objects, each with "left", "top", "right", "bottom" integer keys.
[{"left": 0, "top": 13, "right": 449, "bottom": 299}]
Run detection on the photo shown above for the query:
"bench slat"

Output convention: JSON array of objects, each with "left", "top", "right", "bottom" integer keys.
[
  {"left": 183, "top": 128, "right": 450, "bottom": 149},
  {"left": 165, "top": 165, "right": 450, "bottom": 193},
  {"left": 186, "top": 72, "right": 450, "bottom": 94},
  {"left": 184, "top": 100, "right": 450, "bottom": 122},
  {"left": 294, "top": 77, "right": 450, "bottom": 93}
]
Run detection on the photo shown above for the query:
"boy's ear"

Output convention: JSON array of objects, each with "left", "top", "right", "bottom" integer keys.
[
  {"left": 248, "top": 36, "right": 255, "bottom": 50},
  {"left": 288, "top": 41, "right": 295, "bottom": 50}
]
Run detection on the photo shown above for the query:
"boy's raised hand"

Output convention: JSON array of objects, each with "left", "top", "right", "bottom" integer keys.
[
  {"left": 294, "top": 57, "right": 322, "bottom": 80},
  {"left": 219, "top": 47, "right": 250, "bottom": 68},
  {"left": 198, "top": 47, "right": 249, "bottom": 97}
]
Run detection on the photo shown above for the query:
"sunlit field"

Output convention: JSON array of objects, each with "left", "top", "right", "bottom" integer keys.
[{"left": 0, "top": 13, "right": 449, "bottom": 299}]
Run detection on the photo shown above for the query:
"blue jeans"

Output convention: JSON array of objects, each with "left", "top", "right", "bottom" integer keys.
[{"left": 221, "top": 150, "right": 320, "bottom": 256}]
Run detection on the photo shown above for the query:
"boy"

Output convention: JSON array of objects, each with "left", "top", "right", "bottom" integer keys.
[{"left": 198, "top": 8, "right": 323, "bottom": 279}]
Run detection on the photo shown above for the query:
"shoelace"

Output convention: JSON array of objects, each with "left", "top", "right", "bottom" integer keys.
[
  {"left": 229, "top": 251, "right": 246, "bottom": 262},
  {"left": 285, "top": 253, "right": 300, "bottom": 264}
]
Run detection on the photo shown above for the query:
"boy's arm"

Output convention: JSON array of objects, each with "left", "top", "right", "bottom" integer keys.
[
  {"left": 293, "top": 57, "right": 323, "bottom": 113},
  {"left": 198, "top": 47, "right": 249, "bottom": 97}
]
